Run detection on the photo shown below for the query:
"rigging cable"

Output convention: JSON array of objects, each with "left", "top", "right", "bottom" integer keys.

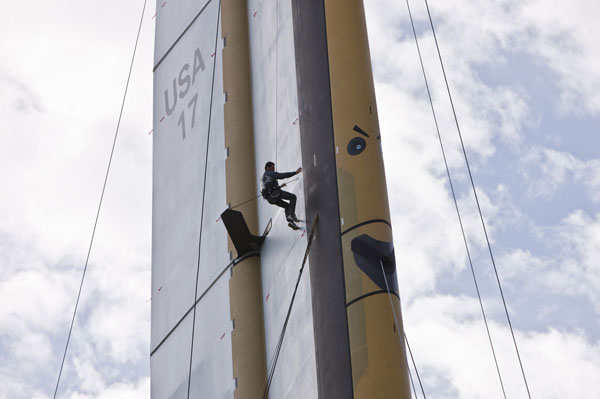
[
  {"left": 259, "top": 214, "right": 319, "bottom": 399},
  {"left": 404, "top": 330, "right": 426, "bottom": 399},
  {"left": 407, "top": 365, "right": 419, "bottom": 399},
  {"left": 251, "top": 223, "right": 305, "bottom": 399},
  {"left": 402, "top": 0, "right": 507, "bottom": 396},
  {"left": 186, "top": 2, "right": 221, "bottom": 398},
  {"left": 274, "top": 0, "right": 279, "bottom": 167},
  {"left": 150, "top": 258, "right": 235, "bottom": 357},
  {"left": 380, "top": 262, "right": 427, "bottom": 399},
  {"left": 52, "top": 0, "right": 148, "bottom": 397},
  {"left": 421, "top": 0, "right": 531, "bottom": 396}
]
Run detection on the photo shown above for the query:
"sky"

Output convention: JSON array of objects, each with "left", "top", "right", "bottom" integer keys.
[{"left": 0, "top": 0, "right": 599, "bottom": 398}]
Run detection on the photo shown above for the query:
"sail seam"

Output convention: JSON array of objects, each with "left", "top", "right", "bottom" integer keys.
[
  {"left": 153, "top": 0, "right": 214, "bottom": 71},
  {"left": 186, "top": 3, "right": 221, "bottom": 398}
]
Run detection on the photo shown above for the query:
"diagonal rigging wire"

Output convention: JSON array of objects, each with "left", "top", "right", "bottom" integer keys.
[
  {"left": 274, "top": 0, "right": 278, "bottom": 167},
  {"left": 52, "top": 1, "right": 148, "bottom": 397},
  {"left": 404, "top": 331, "right": 426, "bottom": 399},
  {"left": 401, "top": 0, "right": 507, "bottom": 397},
  {"left": 407, "top": 365, "right": 419, "bottom": 399},
  {"left": 250, "top": 221, "right": 306, "bottom": 399},
  {"left": 259, "top": 214, "right": 318, "bottom": 399},
  {"left": 379, "top": 260, "right": 427, "bottom": 399},
  {"left": 420, "top": 0, "right": 532, "bottom": 397},
  {"left": 186, "top": 1, "right": 221, "bottom": 398}
]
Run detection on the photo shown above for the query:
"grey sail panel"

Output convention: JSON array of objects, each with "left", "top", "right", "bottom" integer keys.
[
  {"left": 188, "top": 276, "right": 234, "bottom": 399},
  {"left": 152, "top": 0, "right": 232, "bottom": 397},
  {"left": 247, "top": 0, "right": 319, "bottom": 397},
  {"left": 153, "top": 0, "right": 212, "bottom": 67},
  {"left": 153, "top": 0, "right": 407, "bottom": 397},
  {"left": 152, "top": 0, "right": 225, "bottom": 351},
  {"left": 150, "top": 312, "right": 193, "bottom": 399}
]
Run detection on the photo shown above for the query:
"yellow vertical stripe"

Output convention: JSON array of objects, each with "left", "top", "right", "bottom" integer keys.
[{"left": 324, "top": 0, "right": 412, "bottom": 397}]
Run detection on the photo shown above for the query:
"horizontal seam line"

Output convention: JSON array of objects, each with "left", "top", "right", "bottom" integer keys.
[
  {"left": 341, "top": 218, "right": 391, "bottom": 236},
  {"left": 346, "top": 290, "right": 399, "bottom": 307}
]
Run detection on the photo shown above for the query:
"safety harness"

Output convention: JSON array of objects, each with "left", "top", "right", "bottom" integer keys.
[{"left": 261, "top": 182, "right": 281, "bottom": 204}]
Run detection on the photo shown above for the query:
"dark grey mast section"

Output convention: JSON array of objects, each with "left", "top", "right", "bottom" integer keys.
[{"left": 291, "top": 1, "right": 354, "bottom": 398}]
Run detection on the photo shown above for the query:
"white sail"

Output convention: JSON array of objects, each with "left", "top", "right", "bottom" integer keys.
[{"left": 152, "top": 1, "right": 409, "bottom": 398}]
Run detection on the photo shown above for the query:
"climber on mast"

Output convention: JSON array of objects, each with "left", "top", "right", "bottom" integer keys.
[{"left": 261, "top": 161, "right": 302, "bottom": 229}]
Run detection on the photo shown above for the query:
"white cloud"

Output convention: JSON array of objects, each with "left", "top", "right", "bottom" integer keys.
[
  {"left": 0, "top": 373, "right": 150, "bottom": 399},
  {"left": 366, "top": 0, "right": 600, "bottom": 306},
  {"left": 379, "top": 89, "right": 470, "bottom": 298},
  {"left": 0, "top": 266, "right": 77, "bottom": 336},
  {"left": 0, "top": 232, "right": 150, "bottom": 396},
  {"left": 367, "top": 2, "right": 600, "bottom": 396},
  {"left": 498, "top": 210, "right": 600, "bottom": 314},
  {"left": 0, "top": 0, "right": 155, "bottom": 396},
  {"left": 370, "top": 0, "right": 539, "bottom": 153},
  {"left": 0, "top": 375, "right": 46, "bottom": 399},
  {"left": 367, "top": 0, "right": 600, "bottom": 187},
  {"left": 63, "top": 377, "right": 150, "bottom": 399},
  {"left": 13, "top": 332, "right": 53, "bottom": 374},
  {"left": 0, "top": 0, "right": 596, "bottom": 397},
  {"left": 85, "top": 260, "right": 151, "bottom": 364},
  {"left": 405, "top": 295, "right": 600, "bottom": 399},
  {"left": 366, "top": 0, "right": 546, "bottom": 304},
  {"left": 520, "top": 147, "right": 600, "bottom": 202},
  {"left": 0, "top": 74, "right": 45, "bottom": 114},
  {"left": 554, "top": 210, "right": 600, "bottom": 302},
  {"left": 519, "top": 0, "right": 600, "bottom": 115},
  {"left": 413, "top": 0, "right": 600, "bottom": 116},
  {"left": 498, "top": 248, "right": 550, "bottom": 281}
]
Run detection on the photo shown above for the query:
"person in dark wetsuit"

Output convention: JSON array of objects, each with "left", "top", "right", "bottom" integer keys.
[{"left": 262, "top": 161, "right": 302, "bottom": 223}]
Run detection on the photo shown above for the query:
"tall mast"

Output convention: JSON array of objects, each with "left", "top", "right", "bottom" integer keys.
[{"left": 151, "top": 1, "right": 410, "bottom": 397}]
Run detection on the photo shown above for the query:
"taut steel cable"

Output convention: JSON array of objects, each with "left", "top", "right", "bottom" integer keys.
[
  {"left": 421, "top": 0, "right": 531, "bottom": 396},
  {"left": 402, "top": 0, "right": 507, "bottom": 396},
  {"left": 53, "top": 1, "right": 148, "bottom": 397},
  {"left": 260, "top": 215, "right": 318, "bottom": 399},
  {"left": 380, "top": 261, "right": 427, "bottom": 399}
]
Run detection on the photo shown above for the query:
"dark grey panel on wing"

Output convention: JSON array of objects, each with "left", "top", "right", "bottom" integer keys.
[{"left": 291, "top": 1, "right": 353, "bottom": 398}]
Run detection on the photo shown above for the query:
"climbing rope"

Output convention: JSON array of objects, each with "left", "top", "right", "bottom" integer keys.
[
  {"left": 220, "top": 177, "right": 300, "bottom": 215},
  {"left": 259, "top": 214, "right": 318, "bottom": 399},
  {"left": 229, "top": 193, "right": 263, "bottom": 210},
  {"left": 52, "top": 1, "right": 148, "bottom": 397},
  {"left": 186, "top": 2, "right": 221, "bottom": 398},
  {"left": 420, "top": 0, "right": 531, "bottom": 396}
]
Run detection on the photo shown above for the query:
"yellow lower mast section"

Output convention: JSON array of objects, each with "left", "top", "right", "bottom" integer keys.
[{"left": 325, "top": 0, "right": 412, "bottom": 396}]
